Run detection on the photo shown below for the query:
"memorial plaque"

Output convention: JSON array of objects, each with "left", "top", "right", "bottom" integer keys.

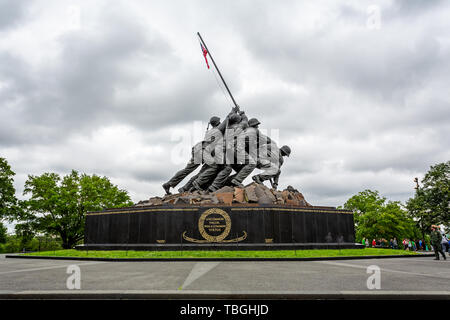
[{"left": 183, "top": 207, "right": 247, "bottom": 243}]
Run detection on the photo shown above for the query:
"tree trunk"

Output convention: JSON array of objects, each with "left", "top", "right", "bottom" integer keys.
[
  {"left": 62, "top": 241, "right": 71, "bottom": 249},
  {"left": 63, "top": 236, "right": 79, "bottom": 249},
  {"left": 60, "top": 231, "right": 71, "bottom": 249}
]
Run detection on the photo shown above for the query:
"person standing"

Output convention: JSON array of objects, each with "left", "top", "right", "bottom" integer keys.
[
  {"left": 430, "top": 225, "right": 446, "bottom": 260},
  {"left": 440, "top": 231, "right": 449, "bottom": 256}
]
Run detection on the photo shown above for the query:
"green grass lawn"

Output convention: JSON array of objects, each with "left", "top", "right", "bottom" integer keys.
[{"left": 23, "top": 248, "right": 420, "bottom": 259}]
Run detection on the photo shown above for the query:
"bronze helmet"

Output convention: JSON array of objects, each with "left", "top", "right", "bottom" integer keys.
[
  {"left": 248, "top": 118, "right": 261, "bottom": 127},
  {"left": 209, "top": 116, "right": 220, "bottom": 127},
  {"left": 280, "top": 145, "right": 291, "bottom": 157}
]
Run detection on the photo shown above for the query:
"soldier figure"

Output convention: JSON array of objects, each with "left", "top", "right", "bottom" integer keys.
[
  {"left": 252, "top": 145, "right": 291, "bottom": 190},
  {"left": 431, "top": 225, "right": 447, "bottom": 260},
  {"left": 188, "top": 108, "right": 247, "bottom": 192},
  {"left": 227, "top": 117, "right": 268, "bottom": 188},
  {"left": 162, "top": 115, "right": 224, "bottom": 194}
]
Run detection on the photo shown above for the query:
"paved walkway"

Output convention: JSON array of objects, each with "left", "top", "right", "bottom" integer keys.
[{"left": 0, "top": 254, "right": 449, "bottom": 297}]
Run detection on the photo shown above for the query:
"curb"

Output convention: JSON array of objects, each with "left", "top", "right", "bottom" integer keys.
[
  {"left": 5, "top": 253, "right": 435, "bottom": 262},
  {"left": 0, "top": 290, "right": 449, "bottom": 300}
]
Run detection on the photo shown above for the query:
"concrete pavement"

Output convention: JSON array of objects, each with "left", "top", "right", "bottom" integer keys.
[{"left": 1, "top": 254, "right": 449, "bottom": 298}]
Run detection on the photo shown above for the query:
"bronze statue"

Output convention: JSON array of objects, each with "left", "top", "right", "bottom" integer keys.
[{"left": 163, "top": 105, "right": 291, "bottom": 194}]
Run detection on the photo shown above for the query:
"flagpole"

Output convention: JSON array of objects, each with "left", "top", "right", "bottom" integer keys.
[{"left": 197, "top": 32, "right": 239, "bottom": 109}]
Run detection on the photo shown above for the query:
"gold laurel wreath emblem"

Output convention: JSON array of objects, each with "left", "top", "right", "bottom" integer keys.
[{"left": 182, "top": 208, "right": 247, "bottom": 243}]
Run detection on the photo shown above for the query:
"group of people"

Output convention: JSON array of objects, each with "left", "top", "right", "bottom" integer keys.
[
  {"left": 361, "top": 225, "right": 449, "bottom": 261},
  {"left": 162, "top": 105, "right": 291, "bottom": 194},
  {"left": 362, "top": 238, "right": 400, "bottom": 249},
  {"left": 401, "top": 239, "right": 427, "bottom": 251}
]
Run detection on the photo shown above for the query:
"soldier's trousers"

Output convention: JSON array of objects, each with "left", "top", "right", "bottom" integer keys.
[
  {"left": 256, "top": 162, "right": 281, "bottom": 182},
  {"left": 179, "top": 164, "right": 209, "bottom": 191},
  {"left": 208, "top": 165, "right": 233, "bottom": 190},
  {"left": 434, "top": 245, "right": 446, "bottom": 259},
  {"left": 179, "top": 173, "right": 198, "bottom": 191},
  {"left": 166, "top": 157, "right": 200, "bottom": 188},
  {"left": 233, "top": 164, "right": 256, "bottom": 183},
  {"left": 193, "top": 164, "right": 221, "bottom": 189},
  {"left": 187, "top": 165, "right": 233, "bottom": 191}
]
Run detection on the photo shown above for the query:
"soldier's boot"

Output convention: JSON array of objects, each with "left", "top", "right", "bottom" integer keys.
[
  {"left": 162, "top": 182, "right": 171, "bottom": 195},
  {"left": 207, "top": 186, "right": 217, "bottom": 193},
  {"left": 231, "top": 179, "right": 244, "bottom": 189},
  {"left": 178, "top": 187, "right": 186, "bottom": 193},
  {"left": 252, "top": 175, "right": 263, "bottom": 185}
]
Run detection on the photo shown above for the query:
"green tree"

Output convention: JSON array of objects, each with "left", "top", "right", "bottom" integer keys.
[
  {"left": 343, "top": 190, "right": 385, "bottom": 228},
  {"left": 0, "top": 233, "right": 63, "bottom": 253},
  {"left": 14, "top": 222, "right": 35, "bottom": 251},
  {"left": 406, "top": 161, "right": 450, "bottom": 233},
  {"left": 344, "top": 190, "right": 419, "bottom": 243},
  {"left": 0, "top": 222, "right": 7, "bottom": 244},
  {"left": 17, "top": 170, "right": 133, "bottom": 249},
  {"left": 0, "top": 157, "right": 18, "bottom": 220},
  {"left": 0, "top": 235, "right": 21, "bottom": 253},
  {"left": 405, "top": 192, "right": 434, "bottom": 239}
]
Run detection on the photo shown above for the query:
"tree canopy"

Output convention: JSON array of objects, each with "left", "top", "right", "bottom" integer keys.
[
  {"left": 406, "top": 161, "right": 450, "bottom": 235},
  {"left": 344, "top": 190, "right": 419, "bottom": 242},
  {"left": 17, "top": 170, "right": 133, "bottom": 249},
  {"left": 0, "top": 157, "right": 18, "bottom": 221},
  {"left": 0, "top": 222, "right": 7, "bottom": 244}
]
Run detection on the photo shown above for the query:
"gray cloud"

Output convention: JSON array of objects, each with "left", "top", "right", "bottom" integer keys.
[
  {"left": 0, "top": 0, "right": 30, "bottom": 30},
  {"left": 0, "top": 0, "right": 449, "bottom": 218},
  {"left": 0, "top": 3, "right": 227, "bottom": 147}
]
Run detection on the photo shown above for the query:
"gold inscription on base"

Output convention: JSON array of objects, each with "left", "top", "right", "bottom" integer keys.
[{"left": 183, "top": 208, "right": 247, "bottom": 243}]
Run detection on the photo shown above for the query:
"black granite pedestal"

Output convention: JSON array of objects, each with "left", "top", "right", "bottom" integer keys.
[{"left": 76, "top": 204, "right": 361, "bottom": 251}]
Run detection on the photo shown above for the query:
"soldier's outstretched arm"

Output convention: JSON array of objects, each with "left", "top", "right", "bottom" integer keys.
[
  {"left": 217, "top": 115, "right": 229, "bottom": 133},
  {"left": 239, "top": 111, "right": 248, "bottom": 123}
]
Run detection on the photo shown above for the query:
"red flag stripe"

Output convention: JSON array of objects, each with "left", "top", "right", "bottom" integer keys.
[{"left": 200, "top": 43, "right": 210, "bottom": 69}]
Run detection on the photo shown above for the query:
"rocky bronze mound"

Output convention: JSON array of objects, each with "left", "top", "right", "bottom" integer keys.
[{"left": 135, "top": 183, "right": 311, "bottom": 207}]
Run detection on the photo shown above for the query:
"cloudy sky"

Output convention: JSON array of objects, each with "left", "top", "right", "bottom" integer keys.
[{"left": 1, "top": 0, "right": 449, "bottom": 226}]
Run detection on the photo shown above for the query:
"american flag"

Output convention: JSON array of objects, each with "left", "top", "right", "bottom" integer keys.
[{"left": 200, "top": 42, "right": 210, "bottom": 69}]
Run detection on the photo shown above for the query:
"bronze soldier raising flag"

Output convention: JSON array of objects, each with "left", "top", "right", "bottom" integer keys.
[{"left": 162, "top": 33, "right": 291, "bottom": 194}]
